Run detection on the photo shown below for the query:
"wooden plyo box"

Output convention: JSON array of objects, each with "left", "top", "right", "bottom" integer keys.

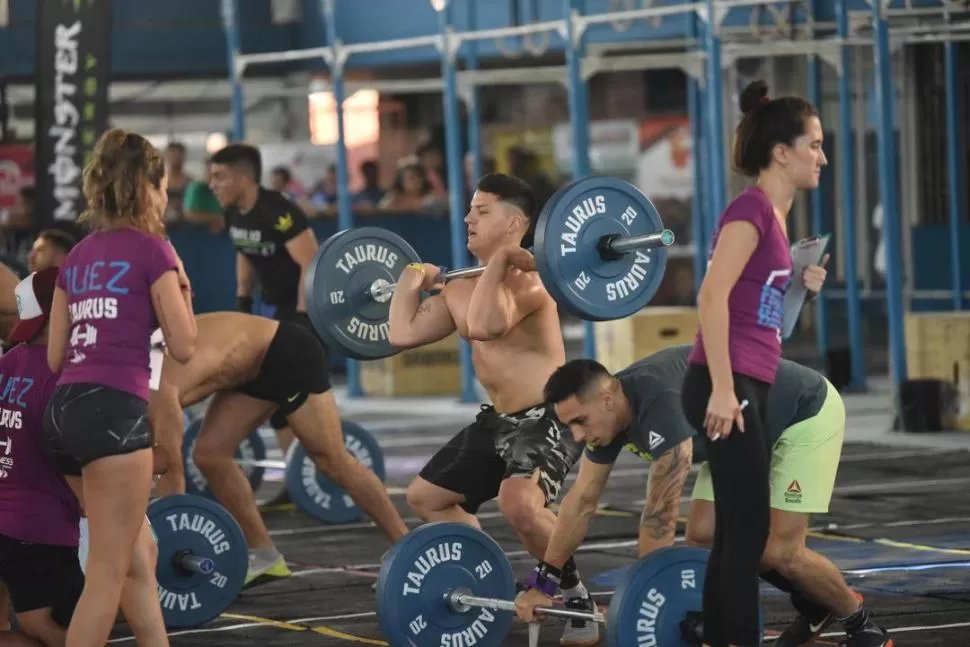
[{"left": 594, "top": 307, "right": 698, "bottom": 374}]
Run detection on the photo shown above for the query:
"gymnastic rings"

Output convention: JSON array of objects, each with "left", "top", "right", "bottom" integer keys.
[
  {"left": 748, "top": 0, "right": 809, "bottom": 39},
  {"left": 608, "top": 0, "right": 637, "bottom": 32},
  {"left": 495, "top": 24, "right": 551, "bottom": 58},
  {"left": 523, "top": 28, "right": 550, "bottom": 56}
]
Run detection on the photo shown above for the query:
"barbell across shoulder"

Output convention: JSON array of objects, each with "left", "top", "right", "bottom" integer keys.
[
  {"left": 366, "top": 227, "right": 675, "bottom": 304},
  {"left": 446, "top": 588, "right": 607, "bottom": 624},
  {"left": 304, "top": 180, "right": 676, "bottom": 359}
]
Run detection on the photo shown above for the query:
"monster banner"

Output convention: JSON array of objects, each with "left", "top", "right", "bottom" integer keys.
[{"left": 35, "top": 0, "right": 112, "bottom": 225}]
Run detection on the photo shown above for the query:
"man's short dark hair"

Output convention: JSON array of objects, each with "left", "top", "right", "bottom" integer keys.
[
  {"left": 476, "top": 173, "right": 538, "bottom": 247},
  {"left": 166, "top": 142, "right": 186, "bottom": 154},
  {"left": 210, "top": 144, "right": 262, "bottom": 182},
  {"left": 544, "top": 359, "right": 612, "bottom": 404},
  {"left": 37, "top": 228, "right": 77, "bottom": 255}
]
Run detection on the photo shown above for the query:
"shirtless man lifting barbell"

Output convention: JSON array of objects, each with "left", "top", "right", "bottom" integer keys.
[
  {"left": 387, "top": 173, "right": 599, "bottom": 646},
  {"left": 148, "top": 312, "right": 409, "bottom": 587},
  {"left": 514, "top": 345, "right": 894, "bottom": 647}
]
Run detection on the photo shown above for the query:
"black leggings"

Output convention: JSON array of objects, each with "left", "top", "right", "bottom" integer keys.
[{"left": 681, "top": 363, "right": 772, "bottom": 647}]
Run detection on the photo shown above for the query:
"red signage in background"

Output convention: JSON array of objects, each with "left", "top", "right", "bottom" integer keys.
[{"left": 0, "top": 145, "right": 34, "bottom": 213}]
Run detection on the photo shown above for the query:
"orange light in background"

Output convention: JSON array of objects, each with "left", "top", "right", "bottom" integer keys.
[{"left": 309, "top": 89, "right": 380, "bottom": 147}]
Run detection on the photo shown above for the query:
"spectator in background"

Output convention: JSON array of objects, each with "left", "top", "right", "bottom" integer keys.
[
  {"left": 270, "top": 166, "right": 301, "bottom": 201},
  {"left": 379, "top": 160, "right": 439, "bottom": 212},
  {"left": 0, "top": 187, "right": 37, "bottom": 268},
  {"left": 163, "top": 142, "right": 193, "bottom": 225},
  {"left": 353, "top": 160, "right": 385, "bottom": 208},
  {"left": 27, "top": 229, "right": 76, "bottom": 273},
  {"left": 183, "top": 158, "right": 226, "bottom": 234},
  {"left": 308, "top": 164, "right": 338, "bottom": 214},
  {"left": 417, "top": 141, "right": 448, "bottom": 200}
]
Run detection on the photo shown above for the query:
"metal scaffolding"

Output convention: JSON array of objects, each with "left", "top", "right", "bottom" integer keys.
[{"left": 221, "top": 0, "right": 970, "bottom": 401}]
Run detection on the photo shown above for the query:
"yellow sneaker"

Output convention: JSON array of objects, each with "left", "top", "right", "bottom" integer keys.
[{"left": 244, "top": 553, "right": 291, "bottom": 589}]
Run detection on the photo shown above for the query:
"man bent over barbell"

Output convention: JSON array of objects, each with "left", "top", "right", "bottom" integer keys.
[
  {"left": 515, "top": 346, "right": 894, "bottom": 647},
  {"left": 149, "top": 312, "right": 409, "bottom": 586},
  {"left": 389, "top": 174, "right": 597, "bottom": 646}
]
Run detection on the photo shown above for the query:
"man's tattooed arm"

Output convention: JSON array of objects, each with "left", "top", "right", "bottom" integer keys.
[{"left": 639, "top": 438, "right": 693, "bottom": 555}]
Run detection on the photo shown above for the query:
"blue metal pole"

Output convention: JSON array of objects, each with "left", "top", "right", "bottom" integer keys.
[
  {"left": 943, "top": 39, "right": 963, "bottom": 310},
  {"left": 439, "top": 1, "right": 478, "bottom": 403},
  {"left": 465, "top": 0, "right": 485, "bottom": 186},
  {"left": 220, "top": 0, "right": 246, "bottom": 141},
  {"left": 687, "top": 79, "right": 708, "bottom": 294},
  {"left": 320, "top": 0, "right": 362, "bottom": 396},
  {"left": 805, "top": 48, "right": 828, "bottom": 358},
  {"left": 836, "top": 0, "right": 866, "bottom": 389},
  {"left": 871, "top": 0, "right": 907, "bottom": 388},
  {"left": 702, "top": 0, "right": 727, "bottom": 219},
  {"left": 466, "top": 0, "right": 484, "bottom": 183},
  {"left": 686, "top": 1, "right": 708, "bottom": 293},
  {"left": 564, "top": 0, "right": 596, "bottom": 359}
]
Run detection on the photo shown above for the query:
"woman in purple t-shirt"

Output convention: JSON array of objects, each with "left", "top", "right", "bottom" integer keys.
[
  {"left": 42, "top": 129, "right": 198, "bottom": 647},
  {"left": 680, "top": 81, "right": 830, "bottom": 647}
]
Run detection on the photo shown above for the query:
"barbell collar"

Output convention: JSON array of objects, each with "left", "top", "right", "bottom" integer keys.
[
  {"left": 446, "top": 588, "right": 606, "bottom": 624},
  {"left": 603, "top": 228, "right": 675, "bottom": 256},
  {"left": 173, "top": 550, "right": 215, "bottom": 576}
]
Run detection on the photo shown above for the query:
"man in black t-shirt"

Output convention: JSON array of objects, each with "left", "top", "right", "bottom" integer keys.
[
  {"left": 515, "top": 347, "right": 892, "bottom": 647},
  {"left": 206, "top": 144, "right": 335, "bottom": 584}
]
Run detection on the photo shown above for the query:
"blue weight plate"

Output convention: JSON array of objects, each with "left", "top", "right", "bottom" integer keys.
[
  {"left": 182, "top": 419, "right": 266, "bottom": 499},
  {"left": 607, "top": 546, "right": 709, "bottom": 647},
  {"left": 304, "top": 227, "right": 422, "bottom": 360},
  {"left": 534, "top": 176, "right": 670, "bottom": 321},
  {"left": 375, "top": 522, "right": 515, "bottom": 647},
  {"left": 284, "top": 420, "right": 385, "bottom": 524},
  {"left": 149, "top": 494, "right": 248, "bottom": 629}
]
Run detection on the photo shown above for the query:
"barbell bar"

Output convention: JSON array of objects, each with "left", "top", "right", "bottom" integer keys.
[
  {"left": 367, "top": 227, "right": 674, "bottom": 303},
  {"left": 304, "top": 176, "right": 676, "bottom": 360},
  {"left": 446, "top": 587, "right": 606, "bottom": 623}
]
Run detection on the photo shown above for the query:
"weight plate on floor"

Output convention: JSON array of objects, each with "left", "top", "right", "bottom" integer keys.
[
  {"left": 284, "top": 420, "right": 385, "bottom": 524},
  {"left": 375, "top": 522, "right": 516, "bottom": 647},
  {"left": 182, "top": 419, "right": 266, "bottom": 499},
  {"left": 149, "top": 494, "right": 248, "bottom": 628}
]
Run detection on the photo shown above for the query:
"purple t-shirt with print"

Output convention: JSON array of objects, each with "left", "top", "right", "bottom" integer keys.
[
  {"left": 56, "top": 228, "right": 179, "bottom": 401},
  {"left": 0, "top": 344, "right": 81, "bottom": 546},
  {"left": 689, "top": 187, "right": 793, "bottom": 384}
]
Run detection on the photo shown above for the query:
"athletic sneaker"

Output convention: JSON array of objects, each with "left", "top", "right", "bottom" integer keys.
[
  {"left": 843, "top": 624, "right": 894, "bottom": 647},
  {"left": 244, "top": 552, "right": 291, "bottom": 589},
  {"left": 559, "top": 595, "right": 599, "bottom": 646},
  {"left": 776, "top": 590, "right": 864, "bottom": 647}
]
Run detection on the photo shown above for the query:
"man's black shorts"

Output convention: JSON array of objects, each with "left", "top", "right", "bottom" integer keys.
[
  {"left": 0, "top": 534, "right": 83, "bottom": 627},
  {"left": 43, "top": 384, "right": 154, "bottom": 476},
  {"left": 419, "top": 404, "right": 584, "bottom": 514},
  {"left": 236, "top": 320, "right": 331, "bottom": 421}
]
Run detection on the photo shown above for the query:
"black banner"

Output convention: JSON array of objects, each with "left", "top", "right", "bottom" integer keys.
[{"left": 35, "top": 0, "right": 112, "bottom": 226}]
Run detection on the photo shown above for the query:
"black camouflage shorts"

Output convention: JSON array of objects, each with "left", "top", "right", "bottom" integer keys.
[{"left": 418, "top": 404, "right": 584, "bottom": 514}]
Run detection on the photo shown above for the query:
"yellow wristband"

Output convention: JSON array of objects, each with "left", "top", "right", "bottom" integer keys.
[{"left": 406, "top": 263, "right": 426, "bottom": 276}]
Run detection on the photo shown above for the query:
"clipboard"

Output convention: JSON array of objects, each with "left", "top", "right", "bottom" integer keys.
[{"left": 782, "top": 234, "right": 830, "bottom": 340}]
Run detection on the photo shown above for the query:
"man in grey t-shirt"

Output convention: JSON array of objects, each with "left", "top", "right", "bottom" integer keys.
[{"left": 515, "top": 346, "right": 890, "bottom": 647}]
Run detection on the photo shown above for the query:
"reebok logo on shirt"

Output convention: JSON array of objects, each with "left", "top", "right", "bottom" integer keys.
[{"left": 647, "top": 431, "right": 664, "bottom": 451}]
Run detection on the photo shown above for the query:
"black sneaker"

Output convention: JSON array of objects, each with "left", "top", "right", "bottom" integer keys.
[
  {"left": 775, "top": 608, "right": 836, "bottom": 647},
  {"left": 843, "top": 624, "right": 894, "bottom": 647},
  {"left": 776, "top": 590, "right": 863, "bottom": 647}
]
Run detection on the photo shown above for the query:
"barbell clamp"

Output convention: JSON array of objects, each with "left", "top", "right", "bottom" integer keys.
[
  {"left": 172, "top": 550, "right": 215, "bottom": 576},
  {"left": 446, "top": 587, "right": 607, "bottom": 624}
]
